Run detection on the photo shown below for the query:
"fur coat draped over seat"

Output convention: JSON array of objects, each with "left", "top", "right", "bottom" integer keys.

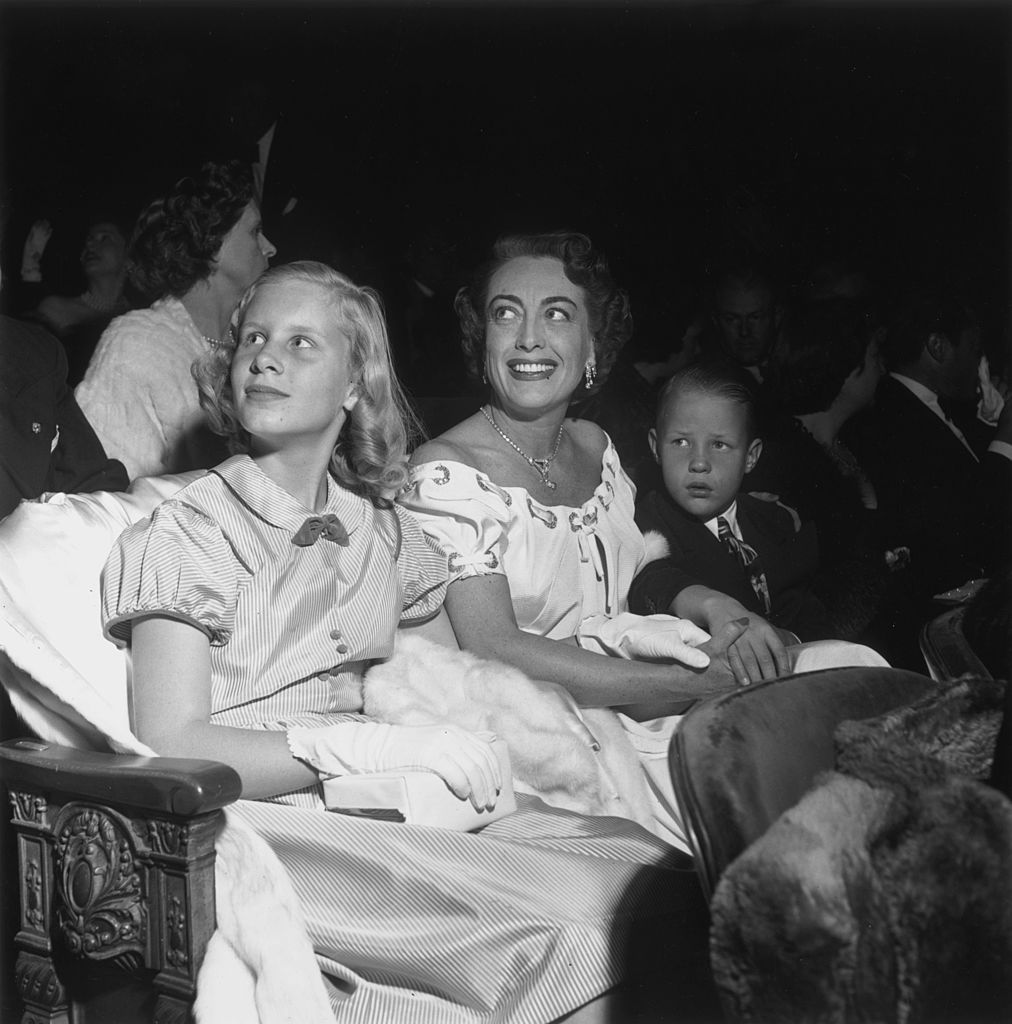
[{"left": 710, "top": 676, "right": 1012, "bottom": 1024}]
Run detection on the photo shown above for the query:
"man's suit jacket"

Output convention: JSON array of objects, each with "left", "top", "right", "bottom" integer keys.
[
  {"left": 848, "top": 375, "right": 1012, "bottom": 597},
  {"left": 630, "top": 489, "right": 827, "bottom": 639},
  {"left": 0, "top": 316, "right": 126, "bottom": 519}
]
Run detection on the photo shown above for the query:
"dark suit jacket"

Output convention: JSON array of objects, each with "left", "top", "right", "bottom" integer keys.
[
  {"left": 0, "top": 316, "right": 127, "bottom": 518},
  {"left": 847, "top": 375, "right": 1012, "bottom": 598},
  {"left": 630, "top": 489, "right": 828, "bottom": 639}
]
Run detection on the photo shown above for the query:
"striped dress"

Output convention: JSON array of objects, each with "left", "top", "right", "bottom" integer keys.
[{"left": 102, "top": 455, "right": 697, "bottom": 1022}]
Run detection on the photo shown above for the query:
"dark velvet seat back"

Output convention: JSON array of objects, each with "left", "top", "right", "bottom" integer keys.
[{"left": 669, "top": 666, "right": 935, "bottom": 900}]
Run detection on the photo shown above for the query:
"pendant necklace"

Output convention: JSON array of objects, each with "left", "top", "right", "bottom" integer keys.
[{"left": 481, "top": 405, "right": 564, "bottom": 490}]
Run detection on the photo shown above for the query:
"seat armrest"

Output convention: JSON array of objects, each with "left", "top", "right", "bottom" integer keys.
[
  {"left": 920, "top": 606, "right": 992, "bottom": 682},
  {"left": 0, "top": 738, "right": 242, "bottom": 816}
]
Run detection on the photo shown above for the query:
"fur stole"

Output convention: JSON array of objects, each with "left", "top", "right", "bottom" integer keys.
[
  {"left": 364, "top": 633, "right": 655, "bottom": 832},
  {"left": 710, "top": 676, "right": 1012, "bottom": 1024}
]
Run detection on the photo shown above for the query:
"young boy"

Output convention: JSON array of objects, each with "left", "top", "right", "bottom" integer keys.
[{"left": 629, "top": 362, "right": 830, "bottom": 647}]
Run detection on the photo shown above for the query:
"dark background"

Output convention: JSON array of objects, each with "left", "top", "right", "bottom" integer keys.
[{"left": 2, "top": 0, "right": 1010, "bottom": 360}]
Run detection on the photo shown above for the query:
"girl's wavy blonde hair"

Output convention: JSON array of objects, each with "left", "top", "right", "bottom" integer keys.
[{"left": 193, "top": 260, "right": 420, "bottom": 504}]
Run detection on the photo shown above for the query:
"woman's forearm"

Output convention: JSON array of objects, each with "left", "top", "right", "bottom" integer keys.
[
  {"left": 443, "top": 574, "right": 735, "bottom": 712},
  {"left": 461, "top": 623, "right": 730, "bottom": 711}
]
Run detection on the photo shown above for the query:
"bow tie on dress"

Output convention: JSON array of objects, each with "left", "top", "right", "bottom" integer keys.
[{"left": 292, "top": 514, "right": 350, "bottom": 547}]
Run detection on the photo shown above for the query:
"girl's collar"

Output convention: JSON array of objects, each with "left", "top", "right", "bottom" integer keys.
[{"left": 211, "top": 455, "right": 365, "bottom": 536}]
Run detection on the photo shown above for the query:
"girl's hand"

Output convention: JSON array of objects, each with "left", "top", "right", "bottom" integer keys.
[{"left": 288, "top": 722, "right": 503, "bottom": 811}]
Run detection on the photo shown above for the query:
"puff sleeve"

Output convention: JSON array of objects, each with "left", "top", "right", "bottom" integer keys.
[
  {"left": 399, "top": 461, "right": 511, "bottom": 581},
  {"left": 102, "top": 500, "right": 239, "bottom": 646},
  {"left": 392, "top": 504, "right": 451, "bottom": 623}
]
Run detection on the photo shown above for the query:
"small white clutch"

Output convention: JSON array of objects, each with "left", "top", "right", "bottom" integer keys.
[{"left": 322, "top": 739, "right": 517, "bottom": 832}]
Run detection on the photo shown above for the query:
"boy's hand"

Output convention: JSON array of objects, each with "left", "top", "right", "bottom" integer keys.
[
  {"left": 693, "top": 592, "right": 792, "bottom": 684},
  {"left": 727, "top": 617, "right": 792, "bottom": 685}
]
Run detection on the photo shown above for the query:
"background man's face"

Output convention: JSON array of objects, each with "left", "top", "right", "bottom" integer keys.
[{"left": 714, "top": 281, "right": 777, "bottom": 366}]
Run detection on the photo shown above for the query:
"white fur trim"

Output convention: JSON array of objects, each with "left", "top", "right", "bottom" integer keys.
[
  {"left": 206, "top": 811, "right": 335, "bottom": 1024},
  {"left": 641, "top": 530, "right": 671, "bottom": 565},
  {"left": 365, "top": 633, "right": 654, "bottom": 831}
]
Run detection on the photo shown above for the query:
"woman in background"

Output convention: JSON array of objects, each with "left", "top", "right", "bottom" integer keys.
[{"left": 76, "top": 160, "right": 276, "bottom": 480}]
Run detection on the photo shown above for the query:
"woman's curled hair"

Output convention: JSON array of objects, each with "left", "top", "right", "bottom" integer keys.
[
  {"left": 194, "top": 261, "right": 420, "bottom": 503},
  {"left": 128, "top": 160, "right": 255, "bottom": 300},
  {"left": 454, "top": 231, "right": 633, "bottom": 393}
]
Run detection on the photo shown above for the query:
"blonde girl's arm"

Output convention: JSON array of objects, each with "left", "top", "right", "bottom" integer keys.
[{"left": 130, "top": 614, "right": 319, "bottom": 800}]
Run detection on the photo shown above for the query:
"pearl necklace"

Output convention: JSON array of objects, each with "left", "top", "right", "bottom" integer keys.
[
  {"left": 201, "top": 334, "right": 224, "bottom": 350},
  {"left": 481, "top": 405, "right": 564, "bottom": 490}
]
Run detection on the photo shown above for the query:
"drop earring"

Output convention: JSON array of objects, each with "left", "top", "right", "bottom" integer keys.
[{"left": 584, "top": 360, "right": 597, "bottom": 389}]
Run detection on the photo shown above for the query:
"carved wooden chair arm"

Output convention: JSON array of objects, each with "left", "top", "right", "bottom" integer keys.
[
  {"left": 1, "top": 738, "right": 242, "bottom": 1023},
  {"left": 0, "top": 738, "right": 242, "bottom": 815}
]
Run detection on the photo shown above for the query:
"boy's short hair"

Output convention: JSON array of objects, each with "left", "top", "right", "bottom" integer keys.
[{"left": 656, "top": 360, "right": 760, "bottom": 440}]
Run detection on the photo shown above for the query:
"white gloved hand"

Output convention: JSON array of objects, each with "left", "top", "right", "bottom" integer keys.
[
  {"left": 576, "top": 612, "right": 712, "bottom": 668},
  {"left": 287, "top": 721, "right": 502, "bottom": 810}
]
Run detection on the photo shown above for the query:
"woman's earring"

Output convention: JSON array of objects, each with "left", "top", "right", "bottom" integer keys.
[
  {"left": 584, "top": 360, "right": 597, "bottom": 389},
  {"left": 482, "top": 364, "right": 488, "bottom": 385}
]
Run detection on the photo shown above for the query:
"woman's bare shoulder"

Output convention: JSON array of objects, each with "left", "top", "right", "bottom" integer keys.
[
  {"left": 566, "top": 417, "right": 609, "bottom": 457},
  {"left": 411, "top": 414, "right": 487, "bottom": 468}
]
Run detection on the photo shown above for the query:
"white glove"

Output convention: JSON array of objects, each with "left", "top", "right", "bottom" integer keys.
[
  {"left": 576, "top": 612, "right": 712, "bottom": 668},
  {"left": 287, "top": 722, "right": 502, "bottom": 810}
]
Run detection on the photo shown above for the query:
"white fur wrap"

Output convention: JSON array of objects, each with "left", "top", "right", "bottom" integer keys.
[{"left": 365, "top": 633, "right": 655, "bottom": 831}]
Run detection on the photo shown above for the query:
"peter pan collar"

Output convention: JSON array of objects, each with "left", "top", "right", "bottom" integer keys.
[{"left": 210, "top": 455, "right": 365, "bottom": 538}]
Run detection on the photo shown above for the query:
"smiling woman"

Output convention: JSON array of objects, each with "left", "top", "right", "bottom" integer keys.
[{"left": 402, "top": 231, "right": 750, "bottom": 853}]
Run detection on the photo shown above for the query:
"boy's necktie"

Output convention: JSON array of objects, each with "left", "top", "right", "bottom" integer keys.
[{"left": 717, "top": 516, "right": 771, "bottom": 614}]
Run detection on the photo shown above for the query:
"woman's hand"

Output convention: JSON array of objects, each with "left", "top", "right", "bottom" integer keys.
[
  {"left": 287, "top": 722, "right": 503, "bottom": 811},
  {"left": 617, "top": 619, "right": 746, "bottom": 719},
  {"left": 576, "top": 611, "right": 711, "bottom": 667}
]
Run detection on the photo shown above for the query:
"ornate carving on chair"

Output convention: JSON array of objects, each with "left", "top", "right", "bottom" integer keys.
[{"left": 2, "top": 738, "right": 240, "bottom": 1023}]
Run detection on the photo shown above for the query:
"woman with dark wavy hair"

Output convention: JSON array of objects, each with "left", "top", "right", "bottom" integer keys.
[
  {"left": 401, "top": 230, "right": 745, "bottom": 854},
  {"left": 76, "top": 160, "right": 276, "bottom": 480}
]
